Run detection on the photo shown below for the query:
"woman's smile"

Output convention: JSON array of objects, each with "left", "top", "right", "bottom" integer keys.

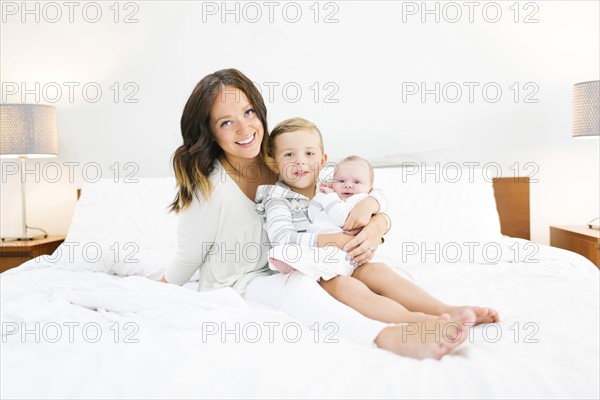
[{"left": 235, "top": 132, "right": 257, "bottom": 146}]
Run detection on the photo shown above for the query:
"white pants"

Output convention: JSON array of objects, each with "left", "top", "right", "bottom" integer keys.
[
  {"left": 269, "top": 244, "right": 355, "bottom": 281},
  {"left": 244, "top": 271, "right": 387, "bottom": 347}
]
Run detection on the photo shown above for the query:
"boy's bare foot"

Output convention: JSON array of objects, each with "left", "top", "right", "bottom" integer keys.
[
  {"left": 448, "top": 306, "right": 499, "bottom": 324},
  {"left": 375, "top": 310, "right": 475, "bottom": 360},
  {"left": 269, "top": 258, "right": 295, "bottom": 274},
  {"left": 401, "top": 312, "right": 450, "bottom": 324}
]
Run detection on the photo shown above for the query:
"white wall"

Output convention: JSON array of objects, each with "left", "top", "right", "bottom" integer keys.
[{"left": 1, "top": 1, "right": 598, "bottom": 244}]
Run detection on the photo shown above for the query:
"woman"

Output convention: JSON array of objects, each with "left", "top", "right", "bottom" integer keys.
[{"left": 161, "top": 68, "right": 471, "bottom": 359}]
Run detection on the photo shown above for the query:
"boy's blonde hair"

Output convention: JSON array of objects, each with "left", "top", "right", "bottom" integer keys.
[
  {"left": 337, "top": 155, "right": 375, "bottom": 186},
  {"left": 269, "top": 117, "right": 324, "bottom": 156}
]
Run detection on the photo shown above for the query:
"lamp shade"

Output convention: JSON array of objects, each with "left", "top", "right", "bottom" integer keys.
[
  {"left": 0, "top": 104, "right": 58, "bottom": 158},
  {"left": 572, "top": 80, "right": 600, "bottom": 138}
]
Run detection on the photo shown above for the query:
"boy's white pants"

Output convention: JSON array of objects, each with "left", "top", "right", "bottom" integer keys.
[{"left": 268, "top": 244, "right": 355, "bottom": 281}]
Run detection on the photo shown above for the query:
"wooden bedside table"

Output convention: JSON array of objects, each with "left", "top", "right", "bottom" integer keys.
[
  {"left": 550, "top": 226, "right": 600, "bottom": 268},
  {"left": 0, "top": 235, "right": 65, "bottom": 273}
]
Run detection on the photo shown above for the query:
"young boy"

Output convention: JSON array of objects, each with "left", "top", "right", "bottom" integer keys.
[
  {"left": 261, "top": 155, "right": 378, "bottom": 281},
  {"left": 255, "top": 117, "right": 499, "bottom": 325},
  {"left": 266, "top": 155, "right": 379, "bottom": 280}
]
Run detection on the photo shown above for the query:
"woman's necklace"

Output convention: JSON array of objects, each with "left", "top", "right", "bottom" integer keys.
[
  {"left": 222, "top": 156, "right": 276, "bottom": 186},
  {"left": 222, "top": 157, "right": 242, "bottom": 179},
  {"left": 223, "top": 157, "right": 265, "bottom": 182}
]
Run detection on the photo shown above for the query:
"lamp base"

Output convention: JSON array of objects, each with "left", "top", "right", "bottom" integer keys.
[
  {"left": 588, "top": 217, "right": 599, "bottom": 230},
  {"left": 1, "top": 226, "right": 49, "bottom": 241},
  {"left": 1, "top": 234, "right": 48, "bottom": 241}
]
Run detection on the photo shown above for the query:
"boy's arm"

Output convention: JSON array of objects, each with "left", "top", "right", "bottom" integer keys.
[
  {"left": 308, "top": 193, "right": 324, "bottom": 223},
  {"left": 316, "top": 232, "right": 355, "bottom": 249},
  {"left": 265, "top": 198, "right": 355, "bottom": 250},
  {"left": 264, "top": 198, "right": 318, "bottom": 247}
]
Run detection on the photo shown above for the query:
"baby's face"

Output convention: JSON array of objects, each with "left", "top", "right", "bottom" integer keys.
[{"left": 331, "top": 160, "right": 372, "bottom": 201}]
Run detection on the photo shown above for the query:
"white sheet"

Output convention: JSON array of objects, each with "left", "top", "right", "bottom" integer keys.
[{"left": 2, "top": 240, "right": 598, "bottom": 399}]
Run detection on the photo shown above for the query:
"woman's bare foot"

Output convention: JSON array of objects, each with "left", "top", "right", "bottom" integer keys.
[
  {"left": 375, "top": 310, "right": 475, "bottom": 360},
  {"left": 447, "top": 306, "right": 499, "bottom": 324}
]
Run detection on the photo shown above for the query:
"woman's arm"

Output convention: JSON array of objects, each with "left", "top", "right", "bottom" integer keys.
[
  {"left": 263, "top": 198, "right": 318, "bottom": 247},
  {"left": 343, "top": 213, "right": 388, "bottom": 266},
  {"left": 342, "top": 188, "right": 386, "bottom": 232},
  {"left": 162, "top": 195, "right": 219, "bottom": 284}
]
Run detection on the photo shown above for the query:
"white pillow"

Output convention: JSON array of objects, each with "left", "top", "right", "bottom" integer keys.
[
  {"left": 46, "top": 178, "right": 178, "bottom": 279},
  {"left": 372, "top": 165, "right": 504, "bottom": 265},
  {"left": 370, "top": 150, "right": 449, "bottom": 168},
  {"left": 46, "top": 166, "right": 505, "bottom": 276}
]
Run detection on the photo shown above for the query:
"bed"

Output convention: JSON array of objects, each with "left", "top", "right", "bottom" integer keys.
[{"left": 1, "top": 165, "right": 598, "bottom": 399}]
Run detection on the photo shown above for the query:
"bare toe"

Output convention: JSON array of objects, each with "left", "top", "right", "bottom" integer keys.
[
  {"left": 451, "top": 306, "right": 499, "bottom": 325},
  {"left": 452, "top": 309, "right": 475, "bottom": 346},
  {"left": 489, "top": 308, "right": 500, "bottom": 323},
  {"left": 473, "top": 306, "right": 498, "bottom": 324}
]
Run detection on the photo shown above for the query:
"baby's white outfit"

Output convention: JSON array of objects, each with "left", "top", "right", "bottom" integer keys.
[{"left": 308, "top": 192, "right": 369, "bottom": 234}]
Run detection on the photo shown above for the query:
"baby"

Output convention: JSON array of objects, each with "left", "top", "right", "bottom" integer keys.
[{"left": 309, "top": 155, "right": 375, "bottom": 234}]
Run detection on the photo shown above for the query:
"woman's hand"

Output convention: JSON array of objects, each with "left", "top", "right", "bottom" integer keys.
[
  {"left": 343, "top": 214, "right": 387, "bottom": 266},
  {"left": 342, "top": 196, "right": 380, "bottom": 232},
  {"left": 343, "top": 228, "right": 362, "bottom": 236}
]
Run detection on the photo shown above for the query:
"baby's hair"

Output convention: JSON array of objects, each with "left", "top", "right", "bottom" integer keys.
[
  {"left": 337, "top": 155, "right": 375, "bottom": 186},
  {"left": 269, "top": 117, "right": 324, "bottom": 156}
]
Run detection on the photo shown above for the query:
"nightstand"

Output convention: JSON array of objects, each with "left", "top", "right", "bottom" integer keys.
[
  {"left": 0, "top": 235, "right": 65, "bottom": 273},
  {"left": 550, "top": 226, "right": 600, "bottom": 268}
]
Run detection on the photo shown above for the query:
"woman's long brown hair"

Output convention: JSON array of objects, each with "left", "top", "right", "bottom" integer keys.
[{"left": 169, "top": 69, "right": 271, "bottom": 212}]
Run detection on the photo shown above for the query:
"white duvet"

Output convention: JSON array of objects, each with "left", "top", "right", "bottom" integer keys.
[{"left": 2, "top": 240, "right": 598, "bottom": 399}]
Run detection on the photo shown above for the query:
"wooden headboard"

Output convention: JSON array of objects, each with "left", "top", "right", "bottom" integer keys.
[{"left": 492, "top": 177, "right": 530, "bottom": 240}]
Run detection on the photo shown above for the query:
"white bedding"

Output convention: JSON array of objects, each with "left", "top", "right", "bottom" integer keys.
[
  {"left": 1, "top": 170, "right": 599, "bottom": 398},
  {"left": 1, "top": 240, "right": 598, "bottom": 399}
]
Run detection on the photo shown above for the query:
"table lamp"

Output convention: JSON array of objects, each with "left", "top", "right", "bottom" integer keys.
[
  {"left": 572, "top": 80, "right": 600, "bottom": 229},
  {"left": 0, "top": 104, "right": 58, "bottom": 240}
]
